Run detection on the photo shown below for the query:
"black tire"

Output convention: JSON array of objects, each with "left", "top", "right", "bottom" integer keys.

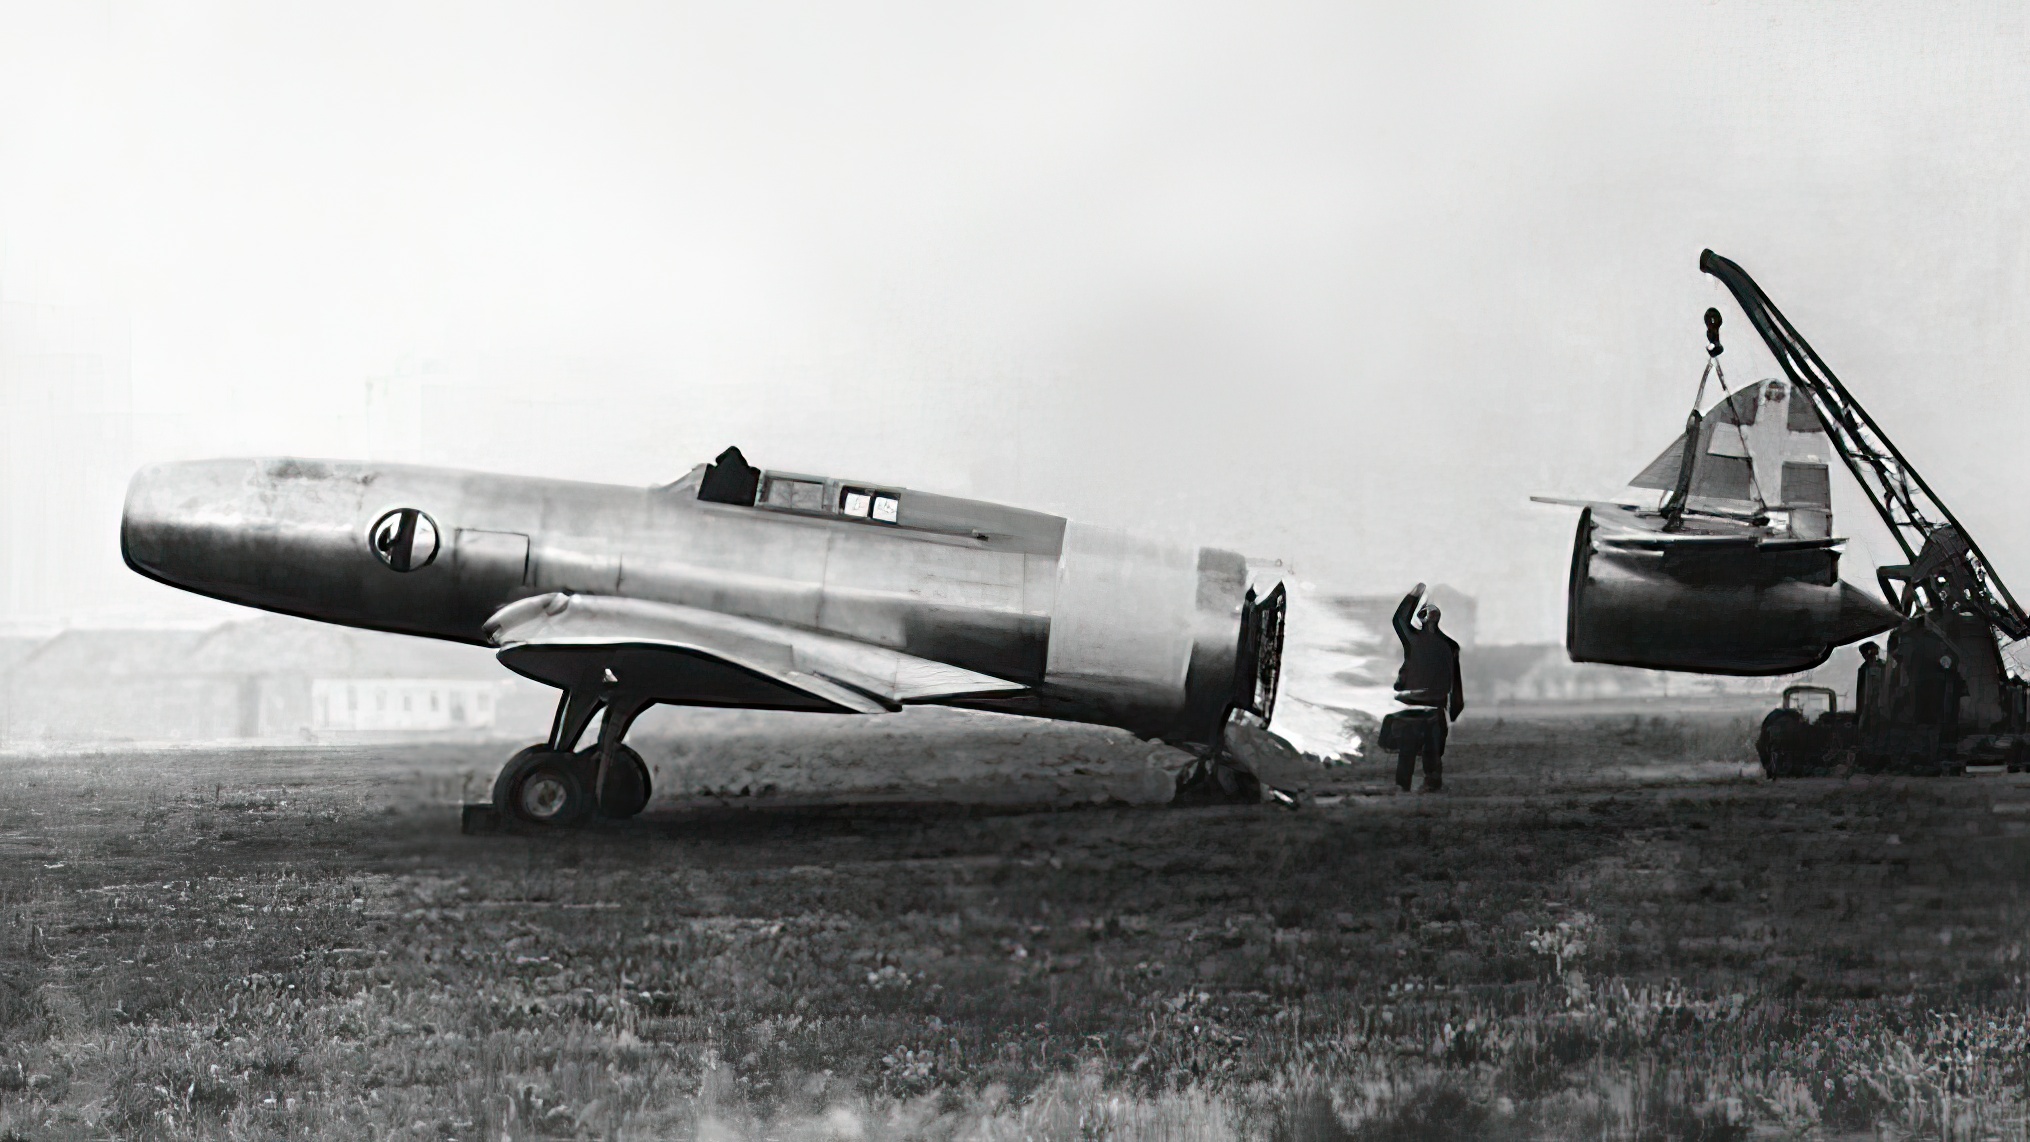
[
  {"left": 1757, "top": 737, "right": 1784, "bottom": 779},
  {"left": 493, "top": 746, "right": 592, "bottom": 826},
  {"left": 576, "top": 744, "right": 652, "bottom": 818},
  {"left": 1757, "top": 708, "right": 1809, "bottom": 780}
]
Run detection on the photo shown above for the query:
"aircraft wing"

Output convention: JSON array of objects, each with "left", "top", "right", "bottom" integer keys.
[{"left": 482, "top": 593, "right": 1028, "bottom": 714}]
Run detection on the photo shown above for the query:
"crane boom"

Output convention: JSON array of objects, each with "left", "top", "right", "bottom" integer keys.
[{"left": 1697, "top": 250, "right": 2030, "bottom": 656}]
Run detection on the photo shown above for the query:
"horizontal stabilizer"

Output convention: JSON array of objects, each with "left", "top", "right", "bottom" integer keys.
[{"left": 1530, "top": 496, "right": 1643, "bottom": 511}]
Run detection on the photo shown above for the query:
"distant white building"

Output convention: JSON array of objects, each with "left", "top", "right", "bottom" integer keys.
[{"left": 311, "top": 679, "right": 503, "bottom": 733}]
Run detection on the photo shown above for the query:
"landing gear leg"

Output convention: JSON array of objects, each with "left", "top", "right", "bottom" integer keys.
[
  {"left": 490, "top": 686, "right": 654, "bottom": 826},
  {"left": 588, "top": 694, "right": 654, "bottom": 819}
]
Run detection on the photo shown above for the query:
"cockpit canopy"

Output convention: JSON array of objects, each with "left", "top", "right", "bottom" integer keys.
[
  {"left": 694, "top": 446, "right": 904, "bottom": 527},
  {"left": 680, "top": 446, "right": 1070, "bottom": 556}
]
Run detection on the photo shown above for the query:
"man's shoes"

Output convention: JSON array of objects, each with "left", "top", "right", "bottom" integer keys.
[{"left": 1420, "top": 784, "right": 1443, "bottom": 793}]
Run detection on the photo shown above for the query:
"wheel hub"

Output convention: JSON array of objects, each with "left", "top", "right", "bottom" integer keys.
[{"left": 520, "top": 774, "right": 571, "bottom": 821}]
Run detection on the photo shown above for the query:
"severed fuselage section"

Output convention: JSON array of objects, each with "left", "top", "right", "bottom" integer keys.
[{"left": 1544, "top": 380, "right": 1900, "bottom": 675}]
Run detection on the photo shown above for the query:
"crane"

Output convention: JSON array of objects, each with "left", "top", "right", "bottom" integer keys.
[
  {"left": 1698, "top": 250, "right": 2030, "bottom": 675},
  {"left": 1696, "top": 251, "right": 2030, "bottom": 774}
]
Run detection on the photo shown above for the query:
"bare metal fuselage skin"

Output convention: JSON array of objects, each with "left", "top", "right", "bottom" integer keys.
[
  {"left": 1567, "top": 505, "right": 1901, "bottom": 676},
  {"left": 121, "top": 459, "right": 1255, "bottom": 747}
]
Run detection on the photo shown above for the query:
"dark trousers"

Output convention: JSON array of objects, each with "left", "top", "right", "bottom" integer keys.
[
  {"left": 1396, "top": 743, "right": 1442, "bottom": 791},
  {"left": 1392, "top": 708, "right": 1447, "bottom": 791}
]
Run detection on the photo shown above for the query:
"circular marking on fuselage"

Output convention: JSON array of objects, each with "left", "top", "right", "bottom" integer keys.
[{"left": 369, "top": 508, "right": 440, "bottom": 572}]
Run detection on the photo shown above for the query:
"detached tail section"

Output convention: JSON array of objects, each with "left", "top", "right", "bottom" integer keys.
[
  {"left": 1565, "top": 506, "right": 1901, "bottom": 675},
  {"left": 1545, "top": 378, "right": 1898, "bottom": 676}
]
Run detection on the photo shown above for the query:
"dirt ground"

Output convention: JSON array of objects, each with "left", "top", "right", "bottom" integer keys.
[{"left": 0, "top": 706, "right": 2023, "bottom": 1140}]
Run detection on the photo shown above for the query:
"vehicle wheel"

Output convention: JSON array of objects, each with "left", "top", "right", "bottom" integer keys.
[
  {"left": 577, "top": 743, "right": 651, "bottom": 818},
  {"left": 493, "top": 746, "right": 591, "bottom": 826}
]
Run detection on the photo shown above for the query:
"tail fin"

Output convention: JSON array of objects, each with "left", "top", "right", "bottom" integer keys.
[{"left": 1628, "top": 380, "right": 1834, "bottom": 534}]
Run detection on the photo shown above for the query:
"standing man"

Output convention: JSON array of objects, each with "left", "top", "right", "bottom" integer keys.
[
  {"left": 1935, "top": 651, "right": 1967, "bottom": 755},
  {"left": 1390, "top": 583, "right": 1465, "bottom": 793},
  {"left": 1905, "top": 626, "right": 1967, "bottom": 765},
  {"left": 1855, "top": 642, "right": 1885, "bottom": 728},
  {"left": 1883, "top": 629, "right": 1912, "bottom": 723}
]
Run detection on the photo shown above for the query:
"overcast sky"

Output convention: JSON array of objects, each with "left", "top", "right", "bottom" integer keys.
[{"left": 2, "top": 1, "right": 2026, "bottom": 641}]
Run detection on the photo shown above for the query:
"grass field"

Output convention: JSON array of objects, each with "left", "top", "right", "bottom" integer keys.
[{"left": 0, "top": 707, "right": 2022, "bottom": 1139}]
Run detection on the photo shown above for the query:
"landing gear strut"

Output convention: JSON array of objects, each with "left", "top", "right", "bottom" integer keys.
[{"left": 491, "top": 682, "right": 655, "bottom": 826}]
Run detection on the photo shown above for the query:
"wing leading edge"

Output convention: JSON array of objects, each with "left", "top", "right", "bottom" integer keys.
[{"left": 483, "top": 593, "right": 1030, "bottom": 714}]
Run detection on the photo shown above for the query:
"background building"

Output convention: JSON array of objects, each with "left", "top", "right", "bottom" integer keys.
[{"left": 0, "top": 615, "right": 553, "bottom": 746}]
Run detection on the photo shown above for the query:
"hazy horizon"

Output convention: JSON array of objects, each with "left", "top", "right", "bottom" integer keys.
[{"left": 4, "top": 1, "right": 2026, "bottom": 643}]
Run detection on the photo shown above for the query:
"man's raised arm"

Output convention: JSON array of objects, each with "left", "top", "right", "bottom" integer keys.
[{"left": 1393, "top": 582, "right": 1427, "bottom": 646}]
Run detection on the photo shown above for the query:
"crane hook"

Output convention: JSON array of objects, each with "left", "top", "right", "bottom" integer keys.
[{"left": 1705, "top": 307, "right": 1723, "bottom": 357}]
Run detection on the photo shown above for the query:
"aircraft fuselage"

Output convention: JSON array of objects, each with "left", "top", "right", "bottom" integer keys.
[{"left": 122, "top": 458, "right": 1270, "bottom": 749}]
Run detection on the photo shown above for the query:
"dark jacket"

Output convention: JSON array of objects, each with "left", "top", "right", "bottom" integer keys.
[
  {"left": 1393, "top": 592, "right": 1464, "bottom": 721},
  {"left": 1901, "top": 626, "right": 1966, "bottom": 727}
]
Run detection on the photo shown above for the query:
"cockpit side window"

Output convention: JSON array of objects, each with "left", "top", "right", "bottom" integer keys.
[
  {"left": 761, "top": 476, "right": 827, "bottom": 512},
  {"left": 839, "top": 486, "right": 900, "bottom": 523}
]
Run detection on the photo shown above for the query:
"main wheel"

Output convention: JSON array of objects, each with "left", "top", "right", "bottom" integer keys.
[
  {"left": 493, "top": 746, "right": 592, "bottom": 826},
  {"left": 577, "top": 744, "right": 651, "bottom": 818}
]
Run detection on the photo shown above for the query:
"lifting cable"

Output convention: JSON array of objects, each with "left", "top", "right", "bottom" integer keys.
[{"left": 1661, "top": 307, "right": 1767, "bottom": 530}]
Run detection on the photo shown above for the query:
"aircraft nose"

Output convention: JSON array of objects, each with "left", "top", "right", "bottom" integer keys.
[
  {"left": 122, "top": 459, "right": 264, "bottom": 586},
  {"left": 121, "top": 457, "right": 373, "bottom": 612},
  {"left": 123, "top": 456, "right": 479, "bottom": 638}
]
